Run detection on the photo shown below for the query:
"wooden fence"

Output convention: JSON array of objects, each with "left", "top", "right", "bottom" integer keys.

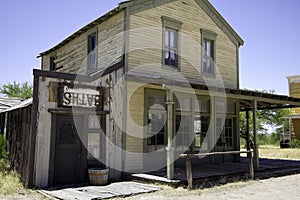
[
  {"left": 180, "top": 150, "right": 254, "bottom": 189},
  {"left": 0, "top": 105, "right": 32, "bottom": 185}
]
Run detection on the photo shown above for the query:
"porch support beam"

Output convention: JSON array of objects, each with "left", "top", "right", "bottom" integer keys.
[
  {"left": 246, "top": 110, "right": 250, "bottom": 151},
  {"left": 252, "top": 100, "right": 259, "bottom": 168},
  {"left": 165, "top": 85, "right": 175, "bottom": 180}
]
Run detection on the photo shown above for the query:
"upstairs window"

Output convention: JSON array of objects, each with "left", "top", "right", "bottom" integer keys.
[
  {"left": 203, "top": 39, "right": 214, "bottom": 74},
  {"left": 162, "top": 16, "right": 182, "bottom": 69},
  {"left": 164, "top": 28, "right": 178, "bottom": 67},
  {"left": 201, "top": 29, "right": 217, "bottom": 75},
  {"left": 50, "top": 55, "right": 56, "bottom": 71},
  {"left": 87, "top": 32, "right": 97, "bottom": 70}
]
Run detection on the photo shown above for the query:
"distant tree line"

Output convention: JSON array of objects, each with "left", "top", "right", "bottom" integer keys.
[{"left": 0, "top": 81, "right": 33, "bottom": 99}]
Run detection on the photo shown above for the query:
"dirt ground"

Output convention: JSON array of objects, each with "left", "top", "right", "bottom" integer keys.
[
  {"left": 114, "top": 174, "right": 300, "bottom": 200},
  {"left": 1, "top": 174, "right": 299, "bottom": 199}
]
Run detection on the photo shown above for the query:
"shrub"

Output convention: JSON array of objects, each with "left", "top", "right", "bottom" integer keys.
[
  {"left": 0, "top": 134, "right": 7, "bottom": 159},
  {"left": 290, "top": 139, "right": 300, "bottom": 148}
]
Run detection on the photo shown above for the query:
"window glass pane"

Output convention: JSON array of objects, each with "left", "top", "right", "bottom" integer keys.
[
  {"left": 202, "top": 99, "right": 209, "bottom": 113},
  {"left": 164, "top": 28, "right": 178, "bottom": 67},
  {"left": 170, "top": 30, "right": 175, "bottom": 48},
  {"left": 148, "top": 96, "right": 155, "bottom": 109},
  {"left": 227, "top": 102, "right": 236, "bottom": 114},
  {"left": 195, "top": 99, "right": 201, "bottom": 112},
  {"left": 164, "top": 30, "right": 169, "bottom": 47},
  {"left": 182, "top": 98, "right": 191, "bottom": 112},
  {"left": 147, "top": 92, "right": 166, "bottom": 151},
  {"left": 216, "top": 101, "right": 226, "bottom": 114},
  {"left": 205, "top": 40, "right": 211, "bottom": 56},
  {"left": 88, "top": 133, "right": 100, "bottom": 160},
  {"left": 203, "top": 38, "right": 215, "bottom": 74},
  {"left": 176, "top": 97, "right": 191, "bottom": 112},
  {"left": 156, "top": 96, "right": 165, "bottom": 110},
  {"left": 164, "top": 50, "right": 170, "bottom": 65},
  {"left": 88, "top": 115, "right": 100, "bottom": 129}
]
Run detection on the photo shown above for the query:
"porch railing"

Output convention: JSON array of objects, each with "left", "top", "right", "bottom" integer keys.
[{"left": 180, "top": 150, "right": 254, "bottom": 189}]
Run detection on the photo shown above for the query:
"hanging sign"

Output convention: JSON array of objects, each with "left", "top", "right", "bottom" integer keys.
[{"left": 58, "top": 83, "right": 105, "bottom": 110}]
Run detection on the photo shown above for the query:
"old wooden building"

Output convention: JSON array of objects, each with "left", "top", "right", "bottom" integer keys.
[
  {"left": 287, "top": 75, "right": 300, "bottom": 140},
  {"left": 5, "top": 0, "right": 300, "bottom": 188}
]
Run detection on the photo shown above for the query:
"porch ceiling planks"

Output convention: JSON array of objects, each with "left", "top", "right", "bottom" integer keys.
[{"left": 125, "top": 73, "right": 300, "bottom": 111}]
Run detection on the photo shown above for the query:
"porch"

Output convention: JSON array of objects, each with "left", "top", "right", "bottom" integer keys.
[{"left": 129, "top": 157, "right": 300, "bottom": 188}]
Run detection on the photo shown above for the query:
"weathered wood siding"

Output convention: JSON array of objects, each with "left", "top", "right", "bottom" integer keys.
[
  {"left": 124, "top": 82, "right": 164, "bottom": 171},
  {"left": 42, "top": 11, "right": 125, "bottom": 74},
  {"left": 289, "top": 82, "right": 300, "bottom": 114},
  {"left": 4, "top": 105, "right": 32, "bottom": 185},
  {"left": 289, "top": 80, "right": 300, "bottom": 140},
  {"left": 127, "top": 0, "right": 238, "bottom": 89}
]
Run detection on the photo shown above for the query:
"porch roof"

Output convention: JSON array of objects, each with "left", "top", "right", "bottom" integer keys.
[{"left": 125, "top": 74, "right": 300, "bottom": 111}]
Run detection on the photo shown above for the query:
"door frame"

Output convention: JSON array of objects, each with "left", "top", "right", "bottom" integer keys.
[{"left": 48, "top": 112, "right": 88, "bottom": 187}]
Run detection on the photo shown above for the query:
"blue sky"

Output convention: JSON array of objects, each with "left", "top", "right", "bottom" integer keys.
[{"left": 0, "top": 0, "right": 299, "bottom": 95}]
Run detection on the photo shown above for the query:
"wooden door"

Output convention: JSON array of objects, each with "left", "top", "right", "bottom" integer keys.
[
  {"left": 214, "top": 117, "right": 235, "bottom": 163},
  {"left": 53, "top": 115, "right": 87, "bottom": 186}
]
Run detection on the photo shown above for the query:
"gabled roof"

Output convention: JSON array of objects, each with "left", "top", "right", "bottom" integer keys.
[{"left": 39, "top": 0, "right": 244, "bottom": 57}]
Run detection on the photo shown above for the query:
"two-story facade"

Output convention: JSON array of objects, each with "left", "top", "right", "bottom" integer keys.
[{"left": 27, "top": 0, "right": 300, "bottom": 188}]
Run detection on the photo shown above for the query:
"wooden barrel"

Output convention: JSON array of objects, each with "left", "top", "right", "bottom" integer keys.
[{"left": 88, "top": 168, "right": 109, "bottom": 185}]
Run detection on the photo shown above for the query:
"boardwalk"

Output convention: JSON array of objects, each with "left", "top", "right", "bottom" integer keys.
[
  {"left": 131, "top": 158, "right": 300, "bottom": 188},
  {"left": 40, "top": 181, "right": 160, "bottom": 200}
]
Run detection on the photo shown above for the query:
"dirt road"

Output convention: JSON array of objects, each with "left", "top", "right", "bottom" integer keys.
[
  {"left": 1, "top": 174, "right": 299, "bottom": 199},
  {"left": 115, "top": 174, "right": 300, "bottom": 200}
]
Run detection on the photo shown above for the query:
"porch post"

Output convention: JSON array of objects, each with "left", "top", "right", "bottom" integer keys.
[
  {"left": 165, "top": 87, "right": 174, "bottom": 180},
  {"left": 252, "top": 100, "right": 259, "bottom": 168},
  {"left": 246, "top": 110, "right": 250, "bottom": 151}
]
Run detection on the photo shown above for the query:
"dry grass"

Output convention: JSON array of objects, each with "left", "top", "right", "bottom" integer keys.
[
  {"left": 0, "top": 171, "right": 44, "bottom": 200},
  {"left": 259, "top": 145, "right": 300, "bottom": 160},
  {"left": 0, "top": 171, "right": 26, "bottom": 195}
]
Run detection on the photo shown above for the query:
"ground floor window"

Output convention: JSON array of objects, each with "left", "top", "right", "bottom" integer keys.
[
  {"left": 175, "top": 96, "right": 210, "bottom": 153},
  {"left": 216, "top": 118, "right": 234, "bottom": 147},
  {"left": 176, "top": 114, "right": 192, "bottom": 152},
  {"left": 146, "top": 89, "right": 166, "bottom": 152},
  {"left": 87, "top": 115, "right": 103, "bottom": 162},
  {"left": 194, "top": 115, "right": 210, "bottom": 151}
]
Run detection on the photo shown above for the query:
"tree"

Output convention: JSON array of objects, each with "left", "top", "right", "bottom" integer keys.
[
  {"left": 0, "top": 81, "right": 33, "bottom": 99},
  {"left": 240, "top": 89, "right": 290, "bottom": 145}
]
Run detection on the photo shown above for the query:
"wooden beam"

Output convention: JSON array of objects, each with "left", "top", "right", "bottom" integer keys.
[
  {"left": 248, "top": 151, "right": 254, "bottom": 179},
  {"left": 246, "top": 110, "right": 250, "bottom": 151},
  {"left": 252, "top": 100, "right": 259, "bottom": 168},
  {"left": 186, "top": 156, "right": 193, "bottom": 190},
  {"left": 181, "top": 150, "right": 254, "bottom": 187},
  {"left": 180, "top": 150, "right": 252, "bottom": 158},
  {"left": 165, "top": 86, "right": 175, "bottom": 180}
]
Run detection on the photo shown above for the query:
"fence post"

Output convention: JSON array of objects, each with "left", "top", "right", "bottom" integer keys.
[
  {"left": 248, "top": 150, "right": 254, "bottom": 179},
  {"left": 186, "top": 155, "right": 193, "bottom": 189}
]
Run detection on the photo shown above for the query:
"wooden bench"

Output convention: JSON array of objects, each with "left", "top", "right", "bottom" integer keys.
[{"left": 180, "top": 150, "right": 254, "bottom": 189}]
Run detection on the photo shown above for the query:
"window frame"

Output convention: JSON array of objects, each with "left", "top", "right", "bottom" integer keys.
[
  {"left": 144, "top": 89, "right": 167, "bottom": 153},
  {"left": 161, "top": 16, "right": 182, "bottom": 70},
  {"left": 87, "top": 31, "right": 98, "bottom": 71},
  {"left": 49, "top": 54, "right": 57, "bottom": 71},
  {"left": 201, "top": 29, "right": 217, "bottom": 76}
]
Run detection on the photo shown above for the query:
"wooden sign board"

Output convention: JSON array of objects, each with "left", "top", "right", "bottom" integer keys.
[{"left": 58, "top": 83, "right": 105, "bottom": 111}]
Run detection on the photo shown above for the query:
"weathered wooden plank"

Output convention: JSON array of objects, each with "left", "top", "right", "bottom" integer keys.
[
  {"left": 41, "top": 182, "right": 160, "bottom": 200},
  {"left": 186, "top": 156, "right": 193, "bottom": 189}
]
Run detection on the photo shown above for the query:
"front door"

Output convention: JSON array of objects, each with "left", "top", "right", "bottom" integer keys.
[
  {"left": 53, "top": 115, "right": 87, "bottom": 186},
  {"left": 215, "top": 117, "right": 235, "bottom": 163}
]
